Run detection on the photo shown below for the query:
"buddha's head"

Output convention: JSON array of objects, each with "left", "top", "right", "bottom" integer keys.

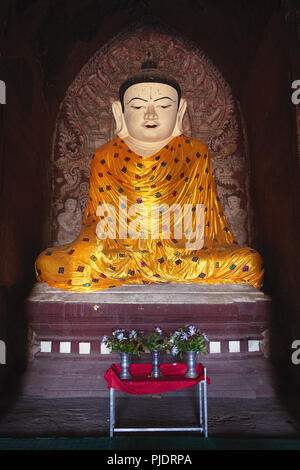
[{"left": 112, "top": 61, "right": 187, "bottom": 143}]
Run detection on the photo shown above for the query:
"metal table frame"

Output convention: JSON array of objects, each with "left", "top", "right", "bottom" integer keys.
[{"left": 109, "top": 367, "right": 208, "bottom": 438}]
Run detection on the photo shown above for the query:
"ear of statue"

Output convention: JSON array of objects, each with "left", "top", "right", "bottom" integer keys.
[
  {"left": 112, "top": 100, "right": 129, "bottom": 138},
  {"left": 172, "top": 98, "right": 187, "bottom": 136}
]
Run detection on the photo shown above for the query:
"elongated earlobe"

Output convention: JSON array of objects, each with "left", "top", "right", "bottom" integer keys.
[
  {"left": 172, "top": 98, "right": 187, "bottom": 136},
  {"left": 112, "top": 101, "right": 129, "bottom": 138},
  {"left": 177, "top": 98, "right": 187, "bottom": 133},
  {"left": 111, "top": 101, "right": 123, "bottom": 134}
]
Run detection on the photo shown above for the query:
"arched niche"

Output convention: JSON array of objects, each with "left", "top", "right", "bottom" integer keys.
[{"left": 50, "top": 19, "right": 252, "bottom": 248}]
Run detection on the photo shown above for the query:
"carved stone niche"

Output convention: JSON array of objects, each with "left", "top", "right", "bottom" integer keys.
[{"left": 50, "top": 20, "right": 252, "bottom": 248}]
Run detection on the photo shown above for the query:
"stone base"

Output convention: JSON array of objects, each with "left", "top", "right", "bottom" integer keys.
[{"left": 22, "top": 282, "right": 274, "bottom": 398}]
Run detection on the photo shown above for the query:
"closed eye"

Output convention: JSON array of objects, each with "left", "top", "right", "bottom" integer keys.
[{"left": 131, "top": 106, "right": 144, "bottom": 109}]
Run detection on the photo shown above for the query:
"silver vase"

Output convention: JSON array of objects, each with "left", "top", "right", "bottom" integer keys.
[
  {"left": 185, "top": 351, "right": 199, "bottom": 378},
  {"left": 119, "top": 352, "right": 132, "bottom": 379},
  {"left": 150, "top": 350, "right": 162, "bottom": 378}
]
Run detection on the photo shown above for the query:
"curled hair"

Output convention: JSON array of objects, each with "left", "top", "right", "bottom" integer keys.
[{"left": 119, "top": 61, "right": 181, "bottom": 112}]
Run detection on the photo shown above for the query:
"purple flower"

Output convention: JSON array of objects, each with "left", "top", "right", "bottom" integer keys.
[
  {"left": 112, "top": 328, "right": 124, "bottom": 336},
  {"left": 188, "top": 325, "right": 197, "bottom": 336},
  {"left": 171, "top": 346, "right": 179, "bottom": 356}
]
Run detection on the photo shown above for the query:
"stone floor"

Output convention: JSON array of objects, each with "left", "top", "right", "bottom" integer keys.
[{"left": 0, "top": 395, "right": 299, "bottom": 439}]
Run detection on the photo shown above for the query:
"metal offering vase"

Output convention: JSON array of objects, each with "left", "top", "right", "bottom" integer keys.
[
  {"left": 185, "top": 351, "right": 199, "bottom": 378},
  {"left": 150, "top": 350, "right": 162, "bottom": 378},
  {"left": 119, "top": 352, "right": 132, "bottom": 379}
]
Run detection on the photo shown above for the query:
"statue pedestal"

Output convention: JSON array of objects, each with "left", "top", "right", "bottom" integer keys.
[{"left": 22, "top": 283, "right": 275, "bottom": 398}]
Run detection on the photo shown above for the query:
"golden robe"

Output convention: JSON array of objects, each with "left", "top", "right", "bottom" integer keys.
[{"left": 35, "top": 135, "right": 264, "bottom": 291}]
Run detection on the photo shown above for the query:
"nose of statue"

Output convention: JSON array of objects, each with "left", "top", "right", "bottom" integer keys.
[{"left": 144, "top": 104, "right": 158, "bottom": 121}]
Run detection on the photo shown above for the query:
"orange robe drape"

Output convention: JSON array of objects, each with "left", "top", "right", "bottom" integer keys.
[{"left": 35, "top": 135, "right": 264, "bottom": 291}]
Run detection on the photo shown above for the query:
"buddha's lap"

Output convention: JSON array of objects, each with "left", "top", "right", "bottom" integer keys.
[{"left": 36, "top": 243, "right": 262, "bottom": 281}]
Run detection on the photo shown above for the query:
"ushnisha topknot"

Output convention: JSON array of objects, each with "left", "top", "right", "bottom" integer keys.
[{"left": 119, "top": 58, "right": 181, "bottom": 112}]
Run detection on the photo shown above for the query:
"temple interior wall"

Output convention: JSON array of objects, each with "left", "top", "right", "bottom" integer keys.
[
  {"left": 0, "top": 0, "right": 299, "bottom": 408},
  {"left": 241, "top": 8, "right": 300, "bottom": 396}
]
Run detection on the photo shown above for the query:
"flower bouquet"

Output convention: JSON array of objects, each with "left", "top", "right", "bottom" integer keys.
[
  {"left": 167, "top": 325, "right": 209, "bottom": 378},
  {"left": 102, "top": 328, "right": 144, "bottom": 355},
  {"left": 144, "top": 327, "right": 165, "bottom": 352},
  {"left": 102, "top": 328, "right": 145, "bottom": 379}
]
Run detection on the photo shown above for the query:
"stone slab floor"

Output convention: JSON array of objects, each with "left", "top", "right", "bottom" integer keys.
[{"left": 0, "top": 395, "right": 299, "bottom": 440}]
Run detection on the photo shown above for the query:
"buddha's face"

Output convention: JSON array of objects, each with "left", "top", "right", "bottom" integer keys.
[{"left": 123, "top": 82, "right": 179, "bottom": 142}]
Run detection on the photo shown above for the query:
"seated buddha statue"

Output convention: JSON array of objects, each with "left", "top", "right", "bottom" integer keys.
[{"left": 35, "top": 61, "right": 264, "bottom": 292}]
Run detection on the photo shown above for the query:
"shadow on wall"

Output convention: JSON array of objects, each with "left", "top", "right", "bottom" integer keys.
[
  {"left": 269, "top": 294, "right": 300, "bottom": 427},
  {"left": 0, "top": 281, "right": 32, "bottom": 419}
]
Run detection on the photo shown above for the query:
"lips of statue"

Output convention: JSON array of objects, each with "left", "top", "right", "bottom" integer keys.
[{"left": 123, "top": 82, "right": 179, "bottom": 143}]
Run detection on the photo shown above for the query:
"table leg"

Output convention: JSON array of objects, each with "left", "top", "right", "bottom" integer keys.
[
  {"left": 199, "top": 382, "right": 202, "bottom": 427},
  {"left": 204, "top": 368, "right": 208, "bottom": 438},
  {"left": 110, "top": 387, "right": 115, "bottom": 438}
]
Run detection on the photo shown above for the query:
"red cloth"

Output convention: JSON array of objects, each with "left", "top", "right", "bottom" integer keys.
[{"left": 104, "top": 362, "right": 210, "bottom": 395}]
